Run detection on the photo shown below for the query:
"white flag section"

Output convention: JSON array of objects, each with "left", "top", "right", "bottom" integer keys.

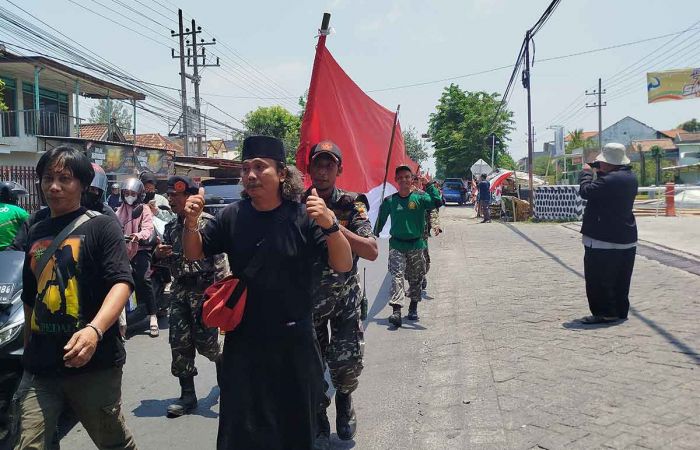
[{"left": 366, "top": 182, "right": 397, "bottom": 238}]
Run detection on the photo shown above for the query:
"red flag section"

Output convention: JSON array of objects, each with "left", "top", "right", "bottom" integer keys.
[{"left": 296, "top": 35, "right": 418, "bottom": 224}]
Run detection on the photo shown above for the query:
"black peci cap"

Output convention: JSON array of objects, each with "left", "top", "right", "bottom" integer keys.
[
  {"left": 309, "top": 140, "right": 343, "bottom": 164},
  {"left": 140, "top": 172, "right": 158, "bottom": 185},
  {"left": 167, "top": 175, "right": 199, "bottom": 195},
  {"left": 241, "top": 135, "right": 286, "bottom": 162}
]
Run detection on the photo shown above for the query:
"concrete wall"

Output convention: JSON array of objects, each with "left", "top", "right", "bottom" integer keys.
[{"left": 0, "top": 151, "right": 40, "bottom": 167}]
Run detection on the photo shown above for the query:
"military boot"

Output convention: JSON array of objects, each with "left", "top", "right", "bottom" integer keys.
[
  {"left": 166, "top": 376, "right": 197, "bottom": 418},
  {"left": 313, "top": 407, "right": 331, "bottom": 450},
  {"left": 388, "top": 305, "right": 402, "bottom": 328},
  {"left": 407, "top": 301, "right": 419, "bottom": 321},
  {"left": 335, "top": 392, "right": 357, "bottom": 440}
]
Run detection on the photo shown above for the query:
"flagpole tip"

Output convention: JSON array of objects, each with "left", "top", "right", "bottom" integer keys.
[{"left": 320, "top": 13, "right": 331, "bottom": 34}]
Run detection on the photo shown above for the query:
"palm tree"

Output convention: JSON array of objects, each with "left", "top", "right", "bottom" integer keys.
[
  {"left": 650, "top": 145, "right": 663, "bottom": 185},
  {"left": 566, "top": 129, "right": 595, "bottom": 153}
]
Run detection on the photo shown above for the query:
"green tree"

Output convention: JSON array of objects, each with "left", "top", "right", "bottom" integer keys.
[
  {"left": 678, "top": 118, "right": 700, "bottom": 132},
  {"left": 402, "top": 125, "right": 429, "bottom": 164},
  {"left": 428, "top": 84, "right": 514, "bottom": 178},
  {"left": 0, "top": 79, "right": 8, "bottom": 111},
  {"left": 242, "top": 105, "right": 301, "bottom": 164},
  {"left": 566, "top": 129, "right": 595, "bottom": 153},
  {"left": 89, "top": 99, "right": 132, "bottom": 131}
]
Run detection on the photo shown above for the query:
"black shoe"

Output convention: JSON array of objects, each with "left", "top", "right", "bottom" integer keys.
[
  {"left": 314, "top": 408, "right": 331, "bottom": 450},
  {"left": 335, "top": 392, "right": 357, "bottom": 441},
  {"left": 407, "top": 301, "right": 419, "bottom": 321},
  {"left": 166, "top": 377, "right": 197, "bottom": 417},
  {"left": 388, "top": 306, "right": 402, "bottom": 328}
]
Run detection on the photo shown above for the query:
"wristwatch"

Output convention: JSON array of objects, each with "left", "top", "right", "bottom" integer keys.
[{"left": 321, "top": 217, "right": 340, "bottom": 235}]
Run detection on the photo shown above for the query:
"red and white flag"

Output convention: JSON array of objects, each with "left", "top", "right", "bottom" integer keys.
[{"left": 296, "top": 33, "right": 417, "bottom": 224}]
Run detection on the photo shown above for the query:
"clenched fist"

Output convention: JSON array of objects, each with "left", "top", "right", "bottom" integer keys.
[
  {"left": 306, "top": 188, "right": 334, "bottom": 229},
  {"left": 184, "top": 194, "right": 205, "bottom": 227}
]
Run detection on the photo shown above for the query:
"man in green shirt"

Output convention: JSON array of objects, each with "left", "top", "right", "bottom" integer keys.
[
  {"left": 0, "top": 181, "right": 29, "bottom": 250},
  {"left": 374, "top": 165, "right": 442, "bottom": 327}
]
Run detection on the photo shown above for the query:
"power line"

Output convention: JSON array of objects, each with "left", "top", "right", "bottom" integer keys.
[{"left": 366, "top": 26, "right": 697, "bottom": 93}]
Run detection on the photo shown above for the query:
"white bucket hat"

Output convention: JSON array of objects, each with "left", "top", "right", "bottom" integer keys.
[{"left": 595, "top": 143, "right": 630, "bottom": 165}]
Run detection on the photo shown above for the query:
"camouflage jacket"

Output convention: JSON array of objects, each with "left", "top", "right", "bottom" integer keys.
[
  {"left": 302, "top": 187, "right": 374, "bottom": 315},
  {"left": 159, "top": 212, "right": 229, "bottom": 282}
]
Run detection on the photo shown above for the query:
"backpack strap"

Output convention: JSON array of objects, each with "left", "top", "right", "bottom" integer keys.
[{"left": 32, "top": 211, "right": 101, "bottom": 280}]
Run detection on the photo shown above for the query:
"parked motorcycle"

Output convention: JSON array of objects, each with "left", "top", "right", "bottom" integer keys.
[{"left": 0, "top": 251, "right": 24, "bottom": 448}]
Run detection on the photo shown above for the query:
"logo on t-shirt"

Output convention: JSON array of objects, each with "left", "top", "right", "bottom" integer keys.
[
  {"left": 29, "top": 236, "right": 84, "bottom": 334},
  {"left": 408, "top": 201, "right": 417, "bottom": 210}
]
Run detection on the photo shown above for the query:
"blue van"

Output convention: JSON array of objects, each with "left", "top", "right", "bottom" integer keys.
[{"left": 442, "top": 179, "right": 467, "bottom": 205}]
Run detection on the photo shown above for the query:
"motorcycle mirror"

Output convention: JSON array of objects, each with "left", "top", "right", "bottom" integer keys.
[{"left": 132, "top": 204, "right": 144, "bottom": 219}]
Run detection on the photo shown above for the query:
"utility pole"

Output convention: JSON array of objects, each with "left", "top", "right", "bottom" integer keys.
[
  {"left": 171, "top": 9, "right": 189, "bottom": 156},
  {"left": 585, "top": 78, "right": 607, "bottom": 153},
  {"left": 522, "top": 30, "right": 534, "bottom": 209},
  {"left": 186, "top": 20, "right": 219, "bottom": 157}
]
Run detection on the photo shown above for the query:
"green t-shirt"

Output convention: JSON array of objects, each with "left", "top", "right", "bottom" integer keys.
[
  {"left": 374, "top": 183, "right": 442, "bottom": 251},
  {"left": 0, "top": 202, "right": 29, "bottom": 249}
]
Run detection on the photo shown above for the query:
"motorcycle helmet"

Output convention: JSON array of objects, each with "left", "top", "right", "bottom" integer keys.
[
  {"left": 0, "top": 181, "right": 27, "bottom": 205},
  {"left": 83, "top": 164, "right": 108, "bottom": 207},
  {"left": 121, "top": 178, "right": 145, "bottom": 206}
]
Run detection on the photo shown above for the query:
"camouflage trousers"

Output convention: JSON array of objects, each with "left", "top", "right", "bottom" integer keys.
[
  {"left": 389, "top": 248, "right": 426, "bottom": 307},
  {"left": 169, "top": 282, "right": 221, "bottom": 378},
  {"left": 314, "top": 285, "right": 365, "bottom": 408}
]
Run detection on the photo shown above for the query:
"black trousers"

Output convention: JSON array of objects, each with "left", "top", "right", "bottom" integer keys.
[
  {"left": 131, "top": 250, "right": 157, "bottom": 316},
  {"left": 583, "top": 246, "right": 636, "bottom": 319}
]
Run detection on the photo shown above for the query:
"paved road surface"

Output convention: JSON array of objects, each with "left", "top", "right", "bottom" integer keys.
[{"left": 64, "top": 206, "right": 699, "bottom": 449}]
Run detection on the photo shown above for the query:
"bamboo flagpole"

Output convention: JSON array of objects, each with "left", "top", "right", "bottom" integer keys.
[{"left": 380, "top": 104, "right": 401, "bottom": 201}]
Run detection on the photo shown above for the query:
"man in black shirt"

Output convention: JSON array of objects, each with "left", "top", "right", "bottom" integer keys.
[
  {"left": 13, "top": 146, "right": 136, "bottom": 449},
  {"left": 578, "top": 143, "right": 638, "bottom": 324},
  {"left": 182, "top": 135, "right": 353, "bottom": 449}
]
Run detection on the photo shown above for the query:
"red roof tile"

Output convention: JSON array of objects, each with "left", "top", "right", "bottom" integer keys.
[
  {"left": 78, "top": 123, "right": 109, "bottom": 141},
  {"left": 125, "top": 133, "right": 183, "bottom": 153},
  {"left": 629, "top": 138, "right": 677, "bottom": 152}
]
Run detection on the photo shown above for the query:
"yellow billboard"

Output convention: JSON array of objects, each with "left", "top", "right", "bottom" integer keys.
[{"left": 647, "top": 68, "right": 700, "bottom": 103}]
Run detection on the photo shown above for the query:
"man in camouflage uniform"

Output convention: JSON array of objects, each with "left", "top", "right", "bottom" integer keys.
[
  {"left": 153, "top": 175, "right": 229, "bottom": 418},
  {"left": 374, "top": 166, "right": 442, "bottom": 327},
  {"left": 302, "top": 141, "right": 378, "bottom": 449}
]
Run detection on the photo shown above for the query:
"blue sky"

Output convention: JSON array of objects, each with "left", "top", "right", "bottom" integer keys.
[{"left": 6, "top": 0, "right": 700, "bottom": 172}]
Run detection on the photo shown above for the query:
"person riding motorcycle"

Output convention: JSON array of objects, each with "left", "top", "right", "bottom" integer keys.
[
  {"left": 0, "top": 181, "right": 29, "bottom": 251},
  {"left": 82, "top": 164, "right": 118, "bottom": 220},
  {"left": 116, "top": 178, "right": 160, "bottom": 337}
]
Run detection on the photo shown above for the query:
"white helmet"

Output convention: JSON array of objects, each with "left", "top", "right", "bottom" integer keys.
[{"left": 121, "top": 178, "right": 145, "bottom": 204}]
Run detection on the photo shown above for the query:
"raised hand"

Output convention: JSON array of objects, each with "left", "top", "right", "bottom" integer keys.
[{"left": 306, "top": 188, "right": 333, "bottom": 229}]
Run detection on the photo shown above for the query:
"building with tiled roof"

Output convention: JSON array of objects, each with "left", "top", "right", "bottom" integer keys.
[
  {"left": 629, "top": 138, "right": 677, "bottom": 153},
  {"left": 658, "top": 128, "right": 686, "bottom": 139},
  {"left": 125, "top": 133, "right": 183, "bottom": 154},
  {"left": 564, "top": 130, "right": 598, "bottom": 142},
  {"left": 78, "top": 121, "right": 126, "bottom": 142}
]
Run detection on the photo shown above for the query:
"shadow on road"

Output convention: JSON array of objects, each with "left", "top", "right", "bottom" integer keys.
[
  {"left": 503, "top": 222, "right": 700, "bottom": 365},
  {"left": 562, "top": 319, "right": 625, "bottom": 330},
  {"left": 132, "top": 386, "right": 220, "bottom": 419}
]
